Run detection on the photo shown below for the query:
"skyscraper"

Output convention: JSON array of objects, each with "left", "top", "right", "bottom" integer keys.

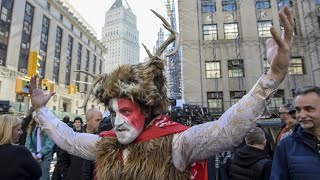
[{"left": 101, "top": 0, "right": 139, "bottom": 73}]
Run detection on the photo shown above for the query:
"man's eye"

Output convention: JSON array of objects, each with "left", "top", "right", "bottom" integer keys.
[{"left": 120, "top": 110, "right": 130, "bottom": 115}]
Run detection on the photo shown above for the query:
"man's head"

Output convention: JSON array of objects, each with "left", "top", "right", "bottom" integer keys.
[
  {"left": 63, "top": 116, "right": 70, "bottom": 124},
  {"left": 73, "top": 116, "right": 83, "bottom": 129},
  {"left": 86, "top": 108, "right": 102, "bottom": 133},
  {"left": 294, "top": 86, "right": 320, "bottom": 131},
  {"left": 278, "top": 103, "right": 295, "bottom": 124},
  {"left": 245, "top": 126, "right": 266, "bottom": 147},
  {"left": 108, "top": 98, "right": 146, "bottom": 144}
]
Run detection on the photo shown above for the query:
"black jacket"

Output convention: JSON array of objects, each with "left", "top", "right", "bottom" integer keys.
[
  {"left": 0, "top": 144, "right": 42, "bottom": 180},
  {"left": 229, "top": 145, "right": 272, "bottom": 180}
]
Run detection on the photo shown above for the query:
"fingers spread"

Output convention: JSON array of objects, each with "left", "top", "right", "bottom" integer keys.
[
  {"left": 37, "top": 77, "right": 42, "bottom": 90},
  {"left": 29, "top": 75, "right": 37, "bottom": 95},
  {"left": 270, "top": 27, "right": 284, "bottom": 49},
  {"left": 279, "top": 7, "right": 294, "bottom": 42}
]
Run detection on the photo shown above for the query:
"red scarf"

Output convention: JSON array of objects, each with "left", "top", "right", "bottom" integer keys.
[{"left": 99, "top": 115, "right": 208, "bottom": 180}]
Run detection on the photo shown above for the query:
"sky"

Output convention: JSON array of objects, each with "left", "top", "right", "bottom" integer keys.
[{"left": 66, "top": 0, "right": 168, "bottom": 60}]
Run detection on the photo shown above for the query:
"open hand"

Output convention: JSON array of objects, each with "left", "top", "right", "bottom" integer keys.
[
  {"left": 28, "top": 75, "right": 55, "bottom": 110},
  {"left": 266, "top": 6, "right": 294, "bottom": 82}
]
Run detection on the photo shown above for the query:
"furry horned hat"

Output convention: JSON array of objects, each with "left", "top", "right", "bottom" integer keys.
[{"left": 75, "top": 10, "right": 180, "bottom": 118}]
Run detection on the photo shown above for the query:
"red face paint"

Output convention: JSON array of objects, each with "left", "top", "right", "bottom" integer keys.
[
  {"left": 110, "top": 98, "right": 145, "bottom": 144},
  {"left": 117, "top": 98, "right": 145, "bottom": 131}
]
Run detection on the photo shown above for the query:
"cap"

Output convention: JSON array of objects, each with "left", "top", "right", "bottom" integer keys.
[{"left": 288, "top": 105, "right": 296, "bottom": 114}]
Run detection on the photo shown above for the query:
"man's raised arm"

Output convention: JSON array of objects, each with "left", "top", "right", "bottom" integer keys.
[
  {"left": 29, "top": 76, "right": 99, "bottom": 160},
  {"left": 172, "top": 6, "right": 294, "bottom": 171}
]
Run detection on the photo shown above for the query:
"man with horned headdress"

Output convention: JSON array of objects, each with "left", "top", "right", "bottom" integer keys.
[{"left": 29, "top": 7, "right": 293, "bottom": 180}]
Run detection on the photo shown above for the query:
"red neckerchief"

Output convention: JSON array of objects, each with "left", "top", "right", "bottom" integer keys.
[{"left": 98, "top": 115, "right": 208, "bottom": 180}]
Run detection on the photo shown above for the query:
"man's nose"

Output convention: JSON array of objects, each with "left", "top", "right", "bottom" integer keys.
[
  {"left": 114, "top": 115, "right": 125, "bottom": 126},
  {"left": 298, "top": 110, "right": 307, "bottom": 119}
]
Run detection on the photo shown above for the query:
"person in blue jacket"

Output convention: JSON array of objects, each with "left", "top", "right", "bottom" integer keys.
[
  {"left": 25, "top": 113, "right": 55, "bottom": 180},
  {"left": 270, "top": 86, "right": 320, "bottom": 180}
]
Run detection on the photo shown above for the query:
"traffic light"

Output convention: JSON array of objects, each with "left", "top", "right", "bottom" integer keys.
[
  {"left": 72, "top": 84, "right": 78, "bottom": 93},
  {"left": 27, "top": 51, "right": 41, "bottom": 77},
  {"left": 67, "top": 85, "right": 72, "bottom": 94},
  {"left": 15, "top": 77, "right": 30, "bottom": 94},
  {"left": 42, "top": 79, "right": 55, "bottom": 93}
]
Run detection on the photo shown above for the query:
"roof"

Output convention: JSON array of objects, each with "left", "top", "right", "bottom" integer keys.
[{"left": 109, "top": 0, "right": 131, "bottom": 11}]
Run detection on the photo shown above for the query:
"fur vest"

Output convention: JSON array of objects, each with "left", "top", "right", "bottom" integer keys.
[{"left": 95, "top": 134, "right": 190, "bottom": 180}]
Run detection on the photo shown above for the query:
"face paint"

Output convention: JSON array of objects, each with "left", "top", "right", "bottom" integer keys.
[{"left": 109, "top": 98, "right": 145, "bottom": 144}]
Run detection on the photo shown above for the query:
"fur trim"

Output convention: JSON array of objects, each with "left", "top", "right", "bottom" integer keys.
[
  {"left": 95, "top": 58, "right": 168, "bottom": 118},
  {"left": 95, "top": 135, "right": 190, "bottom": 180}
]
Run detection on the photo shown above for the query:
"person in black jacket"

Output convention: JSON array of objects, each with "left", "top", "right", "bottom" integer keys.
[
  {"left": 229, "top": 127, "right": 272, "bottom": 180},
  {"left": 81, "top": 108, "right": 103, "bottom": 180},
  {"left": 0, "top": 114, "right": 42, "bottom": 180}
]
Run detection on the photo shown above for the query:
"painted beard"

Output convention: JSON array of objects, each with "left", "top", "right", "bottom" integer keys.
[{"left": 109, "top": 98, "right": 145, "bottom": 145}]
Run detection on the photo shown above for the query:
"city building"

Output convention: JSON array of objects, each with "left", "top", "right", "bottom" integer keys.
[
  {"left": 179, "top": 0, "right": 320, "bottom": 116},
  {"left": 0, "top": 0, "right": 107, "bottom": 117},
  {"left": 101, "top": 0, "right": 139, "bottom": 73}
]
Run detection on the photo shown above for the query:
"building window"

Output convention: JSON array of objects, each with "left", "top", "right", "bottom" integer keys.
[
  {"left": 256, "top": 0, "right": 271, "bottom": 9},
  {"left": 228, "top": 59, "right": 244, "bottom": 77},
  {"left": 203, "top": 24, "right": 217, "bottom": 40},
  {"left": 277, "top": 0, "right": 292, "bottom": 9},
  {"left": 46, "top": 2, "right": 51, "bottom": 11},
  {"left": 230, "top": 91, "right": 246, "bottom": 105},
  {"left": 93, "top": 55, "right": 97, "bottom": 74},
  {"left": 59, "top": 13, "right": 63, "bottom": 21},
  {"left": 268, "top": 89, "right": 284, "bottom": 112},
  {"left": 291, "top": 89, "right": 296, "bottom": 98},
  {"left": 65, "top": 35, "right": 73, "bottom": 85},
  {"left": 99, "top": 59, "right": 102, "bottom": 74},
  {"left": 71, "top": 24, "right": 73, "bottom": 31},
  {"left": 289, "top": 57, "right": 305, "bottom": 75},
  {"left": 84, "top": 49, "right": 90, "bottom": 91},
  {"left": 76, "top": 43, "right": 82, "bottom": 88},
  {"left": 39, "top": 16, "right": 50, "bottom": 78},
  {"left": 317, "top": 16, "right": 320, "bottom": 29},
  {"left": 224, "top": 23, "right": 238, "bottom": 39},
  {"left": 205, "top": 61, "right": 221, "bottom": 78},
  {"left": 0, "top": 0, "right": 14, "bottom": 67},
  {"left": 52, "top": 26, "right": 63, "bottom": 83},
  {"left": 18, "top": 4, "right": 34, "bottom": 74},
  {"left": 201, "top": 0, "right": 216, "bottom": 13},
  {"left": 222, "top": 0, "right": 237, "bottom": 12},
  {"left": 258, "top": 21, "right": 272, "bottom": 37},
  {"left": 207, "top": 92, "right": 224, "bottom": 113}
]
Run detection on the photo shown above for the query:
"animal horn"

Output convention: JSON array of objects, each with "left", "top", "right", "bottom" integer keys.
[
  {"left": 73, "top": 70, "right": 104, "bottom": 108},
  {"left": 150, "top": 9, "right": 180, "bottom": 57}
]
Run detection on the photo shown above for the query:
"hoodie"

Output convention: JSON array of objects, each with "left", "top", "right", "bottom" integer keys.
[{"left": 229, "top": 145, "right": 272, "bottom": 180}]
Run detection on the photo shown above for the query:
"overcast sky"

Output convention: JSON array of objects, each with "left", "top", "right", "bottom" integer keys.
[{"left": 66, "top": 0, "right": 168, "bottom": 60}]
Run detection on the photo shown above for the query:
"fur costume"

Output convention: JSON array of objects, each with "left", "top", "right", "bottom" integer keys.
[
  {"left": 95, "top": 57, "right": 168, "bottom": 119},
  {"left": 95, "top": 135, "right": 190, "bottom": 180}
]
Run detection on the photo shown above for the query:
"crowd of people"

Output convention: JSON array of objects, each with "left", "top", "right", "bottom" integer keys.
[{"left": 1, "top": 6, "right": 319, "bottom": 180}]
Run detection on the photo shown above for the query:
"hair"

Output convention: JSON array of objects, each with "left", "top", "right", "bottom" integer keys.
[
  {"left": 27, "top": 118, "right": 37, "bottom": 134},
  {"left": 245, "top": 127, "right": 266, "bottom": 145},
  {"left": 86, "top": 108, "right": 101, "bottom": 122},
  {"left": 74, "top": 116, "right": 83, "bottom": 124},
  {"left": 295, "top": 86, "right": 320, "bottom": 97},
  {"left": 62, "top": 116, "right": 70, "bottom": 124},
  {"left": 0, "top": 114, "right": 22, "bottom": 145}
]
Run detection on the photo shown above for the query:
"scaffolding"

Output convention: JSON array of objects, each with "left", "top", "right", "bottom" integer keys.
[{"left": 164, "top": 0, "right": 183, "bottom": 100}]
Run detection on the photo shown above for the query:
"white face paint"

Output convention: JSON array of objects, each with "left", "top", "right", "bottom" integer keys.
[{"left": 109, "top": 98, "right": 145, "bottom": 144}]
